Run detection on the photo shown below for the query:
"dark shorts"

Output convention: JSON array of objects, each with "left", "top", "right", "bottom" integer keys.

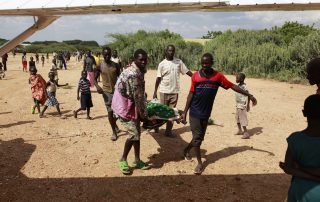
[
  {"left": 80, "top": 93, "right": 93, "bottom": 110},
  {"left": 102, "top": 92, "right": 113, "bottom": 112},
  {"left": 189, "top": 115, "right": 209, "bottom": 147}
]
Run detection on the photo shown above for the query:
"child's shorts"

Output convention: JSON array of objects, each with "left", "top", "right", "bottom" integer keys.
[
  {"left": 236, "top": 108, "right": 248, "bottom": 127},
  {"left": 190, "top": 115, "right": 209, "bottom": 147},
  {"left": 80, "top": 93, "right": 93, "bottom": 109}
]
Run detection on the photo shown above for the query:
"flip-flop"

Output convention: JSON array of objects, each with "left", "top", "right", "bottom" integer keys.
[
  {"left": 193, "top": 164, "right": 204, "bottom": 175},
  {"left": 132, "top": 160, "right": 151, "bottom": 170},
  {"left": 118, "top": 160, "right": 131, "bottom": 174}
]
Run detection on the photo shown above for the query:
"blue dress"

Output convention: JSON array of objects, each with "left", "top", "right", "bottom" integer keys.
[{"left": 287, "top": 132, "right": 320, "bottom": 202}]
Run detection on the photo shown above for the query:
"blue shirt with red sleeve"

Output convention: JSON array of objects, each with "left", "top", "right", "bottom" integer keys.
[{"left": 189, "top": 69, "right": 234, "bottom": 119}]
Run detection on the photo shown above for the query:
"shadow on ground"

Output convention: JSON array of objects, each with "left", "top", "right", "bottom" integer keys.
[{"left": 0, "top": 138, "right": 290, "bottom": 202}]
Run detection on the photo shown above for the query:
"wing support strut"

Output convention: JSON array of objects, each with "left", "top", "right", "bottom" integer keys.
[{"left": 0, "top": 15, "right": 59, "bottom": 56}]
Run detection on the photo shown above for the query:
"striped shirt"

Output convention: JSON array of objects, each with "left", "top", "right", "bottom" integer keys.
[{"left": 78, "top": 78, "right": 91, "bottom": 94}]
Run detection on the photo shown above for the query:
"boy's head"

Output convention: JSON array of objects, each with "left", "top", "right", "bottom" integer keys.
[
  {"left": 48, "top": 71, "right": 55, "bottom": 79},
  {"left": 102, "top": 47, "right": 112, "bottom": 62},
  {"left": 134, "top": 49, "right": 148, "bottom": 73},
  {"left": 306, "top": 58, "right": 320, "bottom": 85},
  {"left": 165, "top": 45, "right": 175, "bottom": 60},
  {"left": 112, "top": 50, "right": 118, "bottom": 58},
  {"left": 81, "top": 70, "right": 87, "bottom": 79},
  {"left": 30, "top": 56, "right": 34, "bottom": 61},
  {"left": 236, "top": 73, "right": 246, "bottom": 83},
  {"left": 201, "top": 53, "right": 214, "bottom": 69},
  {"left": 29, "top": 66, "right": 37, "bottom": 75},
  {"left": 303, "top": 94, "right": 320, "bottom": 120}
]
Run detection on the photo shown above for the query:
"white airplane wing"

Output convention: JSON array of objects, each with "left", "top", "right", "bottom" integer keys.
[{"left": 0, "top": 0, "right": 320, "bottom": 16}]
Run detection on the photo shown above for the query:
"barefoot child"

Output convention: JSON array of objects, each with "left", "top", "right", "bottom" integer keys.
[
  {"left": 28, "top": 66, "right": 47, "bottom": 115},
  {"left": 73, "top": 71, "right": 93, "bottom": 119},
  {"left": 22, "top": 52, "right": 27, "bottom": 72},
  {"left": 279, "top": 94, "right": 320, "bottom": 201},
  {"left": 306, "top": 58, "right": 320, "bottom": 95},
  {"left": 235, "top": 72, "right": 251, "bottom": 139},
  {"left": 181, "top": 53, "right": 257, "bottom": 175},
  {"left": 40, "top": 71, "right": 68, "bottom": 118}
]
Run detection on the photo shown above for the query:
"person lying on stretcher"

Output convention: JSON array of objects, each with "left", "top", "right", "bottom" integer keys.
[{"left": 142, "top": 99, "right": 186, "bottom": 129}]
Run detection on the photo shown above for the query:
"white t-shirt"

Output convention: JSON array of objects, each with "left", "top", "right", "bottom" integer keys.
[
  {"left": 111, "top": 57, "right": 121, "bottom": 64},
  {"left": 156, "top": 58, "right": 189, "bottom": 94},
  {"left": 235, "top": 83, "right": 249, "bottom": 109}
]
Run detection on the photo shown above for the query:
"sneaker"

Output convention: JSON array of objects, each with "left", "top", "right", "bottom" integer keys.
[{"left": 241, "top": 132, "right": 250, "bottom": 139}]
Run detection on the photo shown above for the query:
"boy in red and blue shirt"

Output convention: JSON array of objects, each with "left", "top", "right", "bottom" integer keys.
[{"left": 181, "top": 53, "right": 257, "bottom": 174}]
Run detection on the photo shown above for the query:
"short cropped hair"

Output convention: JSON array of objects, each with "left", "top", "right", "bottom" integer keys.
[
  {"left": 304, "top": 94, "right": 320, "bottom": 119},
  {"left": 202, "top": 53, "right": 214, "bottom": 62},
  {"left": 238, "top": 72, "right": 246, "bottom": 80},
  {"left": 134, "top": 49, "right": 147, "bottom": 59}
]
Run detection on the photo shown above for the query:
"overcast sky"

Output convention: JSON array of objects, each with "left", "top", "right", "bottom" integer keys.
[{"left": 1, "top": 11, "right": 320, "bottom": 45}]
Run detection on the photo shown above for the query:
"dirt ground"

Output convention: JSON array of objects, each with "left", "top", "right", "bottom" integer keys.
[{"left": 0, "top": 53, "right": 316, "bottom": 202}]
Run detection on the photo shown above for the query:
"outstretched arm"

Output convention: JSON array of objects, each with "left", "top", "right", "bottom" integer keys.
[
  {"left": 231, "top": 84, "right": 257, "bottom": 106},
  {"left": 153, "top": 77, "right": 161, "bottom": 99}
]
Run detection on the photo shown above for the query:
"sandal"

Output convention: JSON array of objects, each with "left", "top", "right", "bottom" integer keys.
[
  {"left": 118, "top": 160, "right": 131, "bottom": 174},
  {"left": 132, "top": 160, "right": 151, "bottom": 170},
  {"left": 193, "top": 164, "right": 204, "bottom": 175}
]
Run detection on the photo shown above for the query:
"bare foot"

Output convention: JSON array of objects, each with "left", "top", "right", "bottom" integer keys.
[{"left": 73, "top": 111, "right": 77, "bottom": 119}]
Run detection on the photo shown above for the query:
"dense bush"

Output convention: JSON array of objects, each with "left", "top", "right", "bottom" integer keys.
[{"left": 106, "top": 29, "right": 203, "bottom": 69}]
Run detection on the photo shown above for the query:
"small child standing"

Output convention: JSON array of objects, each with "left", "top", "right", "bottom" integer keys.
[
  {"left": 28, "top": 66, "right": 47, "bottom": 115},
  {"left": 235, "top": 73, "right": 251, "bottom": 139},
  {"left": 40, "top": 71, "right": 68, "bottom": 118},
  {"left": 279, "top": 94, "right": 320, "bottom": 201},
  {"left": 306, "top": 58, "right": 320, "bottom": 95},
  {"left": 29, "top": 56, "right": 36, "bottom": 70},
  {"left": 22, "top": 52, "right": 28, "bottom": 72},
  {"left": 73, "top": 71, "right": 93, "bottom": 119},
  {"left": 41, "top": 55, "right": 45, "bottom": 67}
]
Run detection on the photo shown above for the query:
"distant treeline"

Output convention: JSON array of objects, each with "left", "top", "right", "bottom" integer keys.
[
  {"left": 108, "top": 22, "right": 319, "bottom": 83},
  {"left": 0, "top": 39, "right": 101, "bottom": 53},
  {"left": 1, "top": 21, "right": 318, "bottom": 83}
]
